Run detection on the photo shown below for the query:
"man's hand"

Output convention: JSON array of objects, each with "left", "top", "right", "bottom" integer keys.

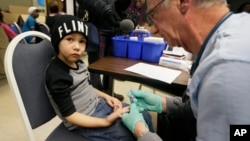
[
  {"left": 122, "top": 103, "right": 148, "bottom": 134},
  {"left": 128, "top": 90, "right": 163, "bottom": 113}
]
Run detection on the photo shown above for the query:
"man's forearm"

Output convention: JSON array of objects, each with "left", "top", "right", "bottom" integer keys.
[
  {"left": 138, "top": 132, "right": 163, "bottom": 141},
  {"left": 166, "top": 96, "right": 195, "bottom": 120}
]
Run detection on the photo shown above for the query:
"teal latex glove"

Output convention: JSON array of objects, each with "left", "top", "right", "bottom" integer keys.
[
  {"left": 128, "top": 90, "right": 162, "bottom": 113},
  {"left": 122, "top": 103, "right": 148, "bottom": 134}
]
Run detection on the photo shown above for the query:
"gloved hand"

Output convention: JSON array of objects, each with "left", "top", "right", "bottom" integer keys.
[
  {"left": 128, "top": 90, "right": 163, "bottom": 113},
  {"left": 122, "top": 103, "right": 148, "bottom": 134}
]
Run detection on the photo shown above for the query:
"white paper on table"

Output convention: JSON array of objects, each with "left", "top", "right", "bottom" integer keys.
[{"left": 125, "top": 62, "right": 181, "bottom": 84}]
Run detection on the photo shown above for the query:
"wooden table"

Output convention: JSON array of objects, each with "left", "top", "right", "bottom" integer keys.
[{"left": 88, "top": 56, "right": 190, "bottom": 96}]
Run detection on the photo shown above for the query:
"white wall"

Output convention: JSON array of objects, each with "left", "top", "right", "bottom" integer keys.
[{"left": 65, "top": 0, "right": 74, "bottom": 15}]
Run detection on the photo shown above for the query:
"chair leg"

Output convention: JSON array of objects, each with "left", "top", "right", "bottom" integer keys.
[
  {"left": 110, "top": 78, "right": 124, "bottom": 101},
  {"left": 138, "top": 84, "right": 156, "bottom": 93}
]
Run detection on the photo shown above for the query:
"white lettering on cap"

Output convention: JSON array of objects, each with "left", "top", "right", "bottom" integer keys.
[
  {"left": 58, "top": 26, "right": 63, "bottom": 38},
  {"left": 63, "top": 23, "right": 71, "bottom": 34},
  {"left": 85, "top": 24, "right": 88, "bottom": 36},
  {"left": 72, "top": 20, "right": 76, "bottom": 31},
  {"left": 77, "top": 21, "right": 84, "bottom": 33},
  {"left": 58, "top": 20, "right": 87, "bottom": 38}
]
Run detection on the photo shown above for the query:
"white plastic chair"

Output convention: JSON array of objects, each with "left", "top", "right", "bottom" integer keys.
[{"left": 4, "top": 31, "right": 86, "bottom": 141}]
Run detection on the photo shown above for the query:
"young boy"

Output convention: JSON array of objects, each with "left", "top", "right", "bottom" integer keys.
[{"left": 45, "top": 15, "right": 153, "bottom": 141}]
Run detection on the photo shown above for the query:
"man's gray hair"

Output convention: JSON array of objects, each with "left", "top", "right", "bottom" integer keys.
[
  {"left": 194, "top": 0, "right": 227, "bottom": 7},
  {"left": 162, "top": 0, "right": 227, "bottom": 8}
]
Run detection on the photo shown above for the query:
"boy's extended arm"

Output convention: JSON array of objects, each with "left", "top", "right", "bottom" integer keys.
[
  {"left": 65, "top": 106, "right": 129, "bottom": 128},
  {"left": 65, "top": 89, "right": 127, "bottom": 128},
  {"left": 65, "top": 112, "right": 112, "bottom": 128}
]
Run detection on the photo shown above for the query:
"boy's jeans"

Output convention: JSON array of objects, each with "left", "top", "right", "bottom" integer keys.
[{"left": 73, "top": 98, "right": 154, "bottom": 141}]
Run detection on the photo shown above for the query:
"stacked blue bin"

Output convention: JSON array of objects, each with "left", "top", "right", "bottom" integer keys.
[
  {"left": 112, "top": 30, "right": 167, "bottom": 63},
  {"left": 112, "top": 36, "right": 128, "bottom": 57}
]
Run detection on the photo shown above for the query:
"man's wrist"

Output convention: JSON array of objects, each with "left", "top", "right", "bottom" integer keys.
[
  {"left": 138, "top": 130, "right": 149, "bottom": 138},
  {"left": 162, "top": 97, "right": 167, "bottom": 113},
  {"left": 134, "top": 121, "right": 149, "bottom": 138}
]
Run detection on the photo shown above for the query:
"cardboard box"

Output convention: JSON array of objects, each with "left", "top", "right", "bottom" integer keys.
[
  {"left": 9, "top": 5, "right": 29, "bottom": 14},
  {"left": 2, "top": 12, "right": 21, "bottom": 24}
]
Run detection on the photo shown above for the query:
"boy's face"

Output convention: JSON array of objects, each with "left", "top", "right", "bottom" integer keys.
[{"left": 58, "top": 33, "right": 87, "bottom": 67}]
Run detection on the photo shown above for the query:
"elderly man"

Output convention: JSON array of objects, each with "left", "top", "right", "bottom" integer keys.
[{"left": 121, "top": 0, "right": 250, "bottom": 141}]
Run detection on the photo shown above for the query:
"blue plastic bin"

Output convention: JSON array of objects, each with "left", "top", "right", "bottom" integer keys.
[
  {"left": 141, "top": 42, "right": 167, "bottom": 63},
  {"left": 127, "top": 40, "right": 143, "bottom": 60},
  {"left": 112, "top": 36, "right": 128, "bottom": 57}
]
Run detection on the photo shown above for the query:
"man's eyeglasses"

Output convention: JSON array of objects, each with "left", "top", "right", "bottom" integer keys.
[{"left": 147, "top": 0, "right": 165, "bottom": 24}]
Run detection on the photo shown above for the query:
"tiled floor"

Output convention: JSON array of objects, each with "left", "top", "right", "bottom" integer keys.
[{"left": 0, "top": 54, "right": 173, "bottom": 141}]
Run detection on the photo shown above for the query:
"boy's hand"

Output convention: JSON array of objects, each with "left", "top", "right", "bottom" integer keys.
[
  {"left": 105, "top": 96, "right": 122, "bottom": 110},
  {"left": 106, "top": 106, "right": 129, "bottom": 125}
]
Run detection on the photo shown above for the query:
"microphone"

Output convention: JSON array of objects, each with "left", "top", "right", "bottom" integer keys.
[{"left": 119, "top": 19, "right": 134, "bottom": 38}]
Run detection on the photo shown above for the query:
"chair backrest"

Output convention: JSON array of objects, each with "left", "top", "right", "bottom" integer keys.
[
  {"left": 9, "top": 22, "right": 27, "bottom": 44},
  {"left": 5, "top": 31, "right": 85, "bottom": 141},
  {"left": 39, "top": 23, "right": 50, "bottom": 36},
  {"left": 35, "top": 23, "right": 50, "bottom": 43},
  {"left": 10, "top": 22, "right": 22, "bottom": 34},
  {"left": 4, "top": 31, "right": 56, "bottom": 140}
]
